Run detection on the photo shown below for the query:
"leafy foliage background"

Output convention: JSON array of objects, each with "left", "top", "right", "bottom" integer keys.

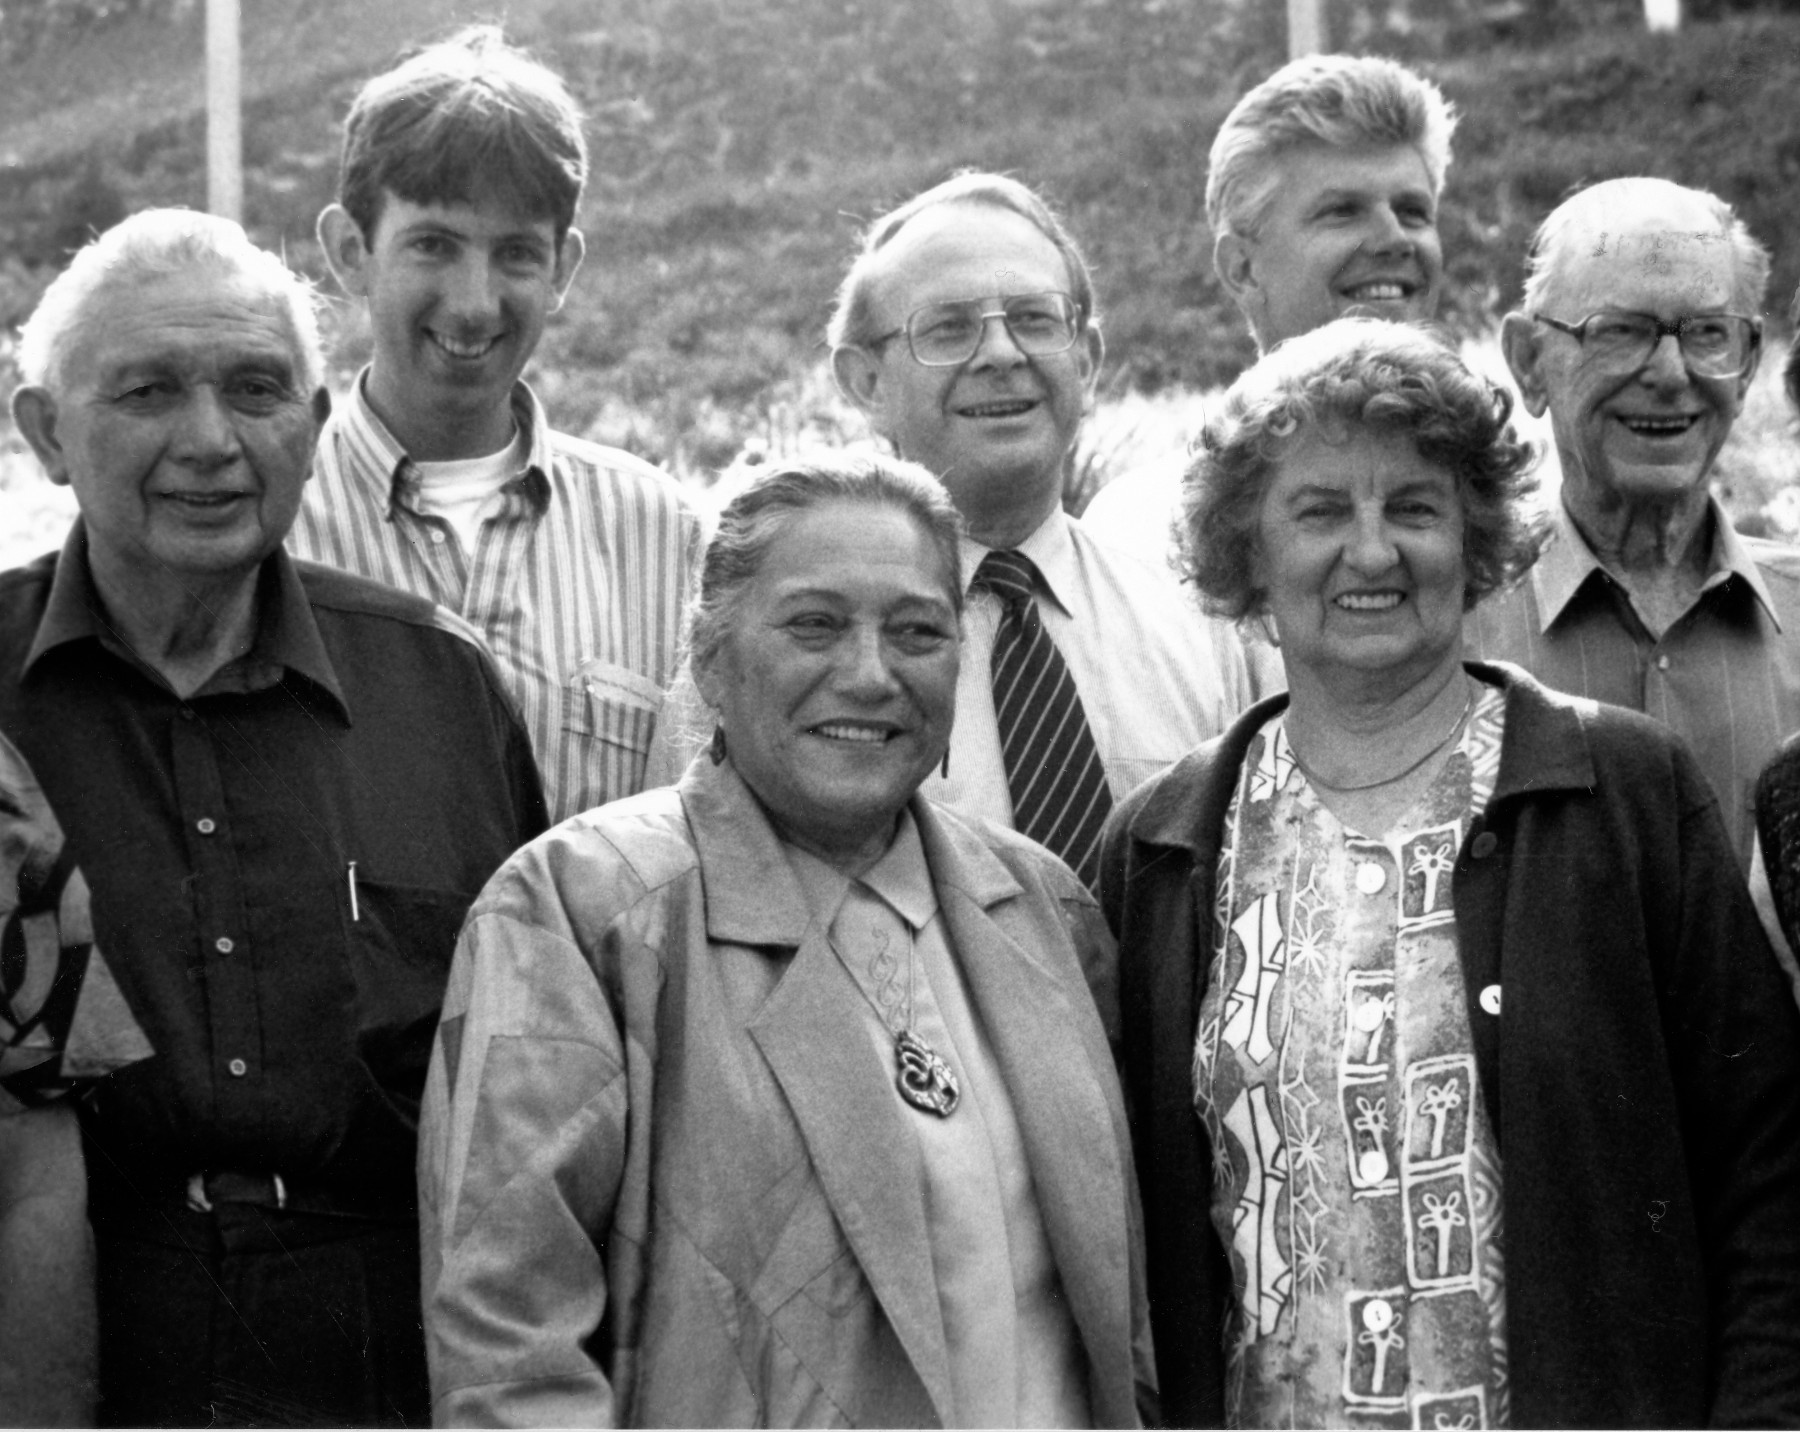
[{"left": 0, "top": 0, "right": 1798, "bottom": 482}]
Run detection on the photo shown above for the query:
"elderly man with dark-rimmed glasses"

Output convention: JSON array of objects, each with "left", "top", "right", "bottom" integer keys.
[{"left": 1469, "top": 176, "right": 1800, "bottom": 886}]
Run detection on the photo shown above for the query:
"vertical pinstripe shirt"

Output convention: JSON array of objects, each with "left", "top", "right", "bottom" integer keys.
[
  {"left": 290, "top": 374, "right": 703, "bottom": 824},
  {"left": 1466, "top": 497, "right": 1800, "bottom": 867}
]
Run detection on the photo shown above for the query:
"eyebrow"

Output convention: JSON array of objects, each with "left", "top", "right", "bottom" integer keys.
[
  {"left": 397, "top": 218, "right": 551, "bottom": 246},
  {"left": 771, "top": 585, "right": 954, "bottom": 608},
  {"left": 1308, "top": 182, "right": 1433, "bottom": 206},
  {"left": 98, "top": 346, "right": 298, "bottom": 384}
]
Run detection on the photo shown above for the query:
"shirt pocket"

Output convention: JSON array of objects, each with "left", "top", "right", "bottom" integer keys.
[
  {"left": 561, "top": 657, "right": 665, "bottom": 758},
  {"left": 340, "top": 879, "right": 478, "bottom": 1122}
]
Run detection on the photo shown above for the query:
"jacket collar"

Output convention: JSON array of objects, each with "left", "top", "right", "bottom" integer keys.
[
  {"left": 680, "top": 755, "right": 1021, "bottom": 946},
  {"left": 21, "top": 521, "right": 350, "bottom": 719},
  {"left": 1533, "top": 495, "right": 1782, "bottom": 632},
  {"left": 1127, "top": 659, "right": 1596, "bottom": 855}
]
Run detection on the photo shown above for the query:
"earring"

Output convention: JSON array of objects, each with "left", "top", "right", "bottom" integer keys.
[{"left": 709, "top": 724, "right": 728, "bottom": 766}]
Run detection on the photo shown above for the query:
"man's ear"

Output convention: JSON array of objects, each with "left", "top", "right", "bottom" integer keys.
[
  {"left": 1734, "top": 329, "right": 1764, "bottom": 414},
  {"left": 11, "top": 387, "right": 69, "bottom": 486},
  {"left": 832, "top": 344, "right": 888, "bottom": 431},
  {"left": 309, "top": 385, "right": 332, "bottom": 429},
  {"left": 317, "top": 204, "right": 372, "bottom": 300},
  {"left": 1214, "top": 232, "right": 1262, "bottom": 319},
  {"left": 550, "top": 228, "right": 586, "bottom": 313},
  {"left": 1499, "top": 311, "right": 1551, "bottom": 418}
]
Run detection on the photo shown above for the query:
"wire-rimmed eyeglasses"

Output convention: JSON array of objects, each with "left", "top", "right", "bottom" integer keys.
[
  {"left": 867, "top": 292, "right": 1082, "bottom": 367},
  {"left": 1531, "top": 310, "right": 1761, "bottom": 380}
]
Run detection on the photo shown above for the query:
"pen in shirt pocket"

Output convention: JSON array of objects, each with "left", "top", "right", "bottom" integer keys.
[{"left": 347, "top": 860, "right": 360, "bottom": 922}]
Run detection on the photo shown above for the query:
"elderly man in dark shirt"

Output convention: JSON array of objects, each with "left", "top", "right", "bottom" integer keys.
[{"left": 1, "top": 208, "right": 547, "bottom": 1427}]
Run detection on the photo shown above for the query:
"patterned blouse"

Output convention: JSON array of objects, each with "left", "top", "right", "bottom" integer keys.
[
  {"left": 1195, "top": 682, "right": 1509, "bottom": 1429},
  {"left": 0, "top": 733, "right": 151, "bottom": 1115}
]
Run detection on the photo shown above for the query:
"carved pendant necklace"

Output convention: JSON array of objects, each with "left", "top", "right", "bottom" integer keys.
[{"left": 867, "top": 919, "right": 960, "bottom": 1118}]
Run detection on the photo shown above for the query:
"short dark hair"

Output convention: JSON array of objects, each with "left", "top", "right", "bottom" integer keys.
[
  {"left": 1179, "top": 318, "right": 1546, "bottom": 622},
  {"left": 338, "top": 25, "right": 588, "bottom": 242},
  {"left": 826, "top": 170, "right": 1098, "bottom": 352},
  {"left": 687, "top": 451, "right": 965, "bottom": 678}
]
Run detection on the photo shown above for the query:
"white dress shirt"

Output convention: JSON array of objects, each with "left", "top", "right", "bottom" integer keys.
[
  {"left": 1081, "top": 459, "right": 1287, "bottom": 700},
  {"left": 920, "top": 507, "right": 1256, "bottom": 827}
]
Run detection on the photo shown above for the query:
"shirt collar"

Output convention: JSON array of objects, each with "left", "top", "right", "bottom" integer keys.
[
  {"left": 782, "top": 807, "right": 939, "bottom": 935},
  {"left": 342, "top": 368, "right": 553, "bottom": 519},
  {"left": 960, "top": 506, "right": 1077, "bottom": 617},
  {"left": 1534, "top": 493, "right": 1781, "bottom": 632},
  {"left": 23, "top": 520, "right": 351, "bottom": 718},
  {"left": 856, "top": 809, "right": 939, "bottom": 931}
]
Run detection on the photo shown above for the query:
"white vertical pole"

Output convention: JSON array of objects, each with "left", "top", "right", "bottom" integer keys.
[
  {"left": 206, "top": 0, "right": 242, "bottom": 221},
  {"left": 1288, "top": 0, "right": 1326, "bottom": 58},
  {"left": 1644, "top": 0, "right": 1680, "bottom": 30}
]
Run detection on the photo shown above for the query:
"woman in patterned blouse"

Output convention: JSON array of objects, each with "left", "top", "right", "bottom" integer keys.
[{"left": 1098, "top": 317, "right": 1800, "bottom": 1428}]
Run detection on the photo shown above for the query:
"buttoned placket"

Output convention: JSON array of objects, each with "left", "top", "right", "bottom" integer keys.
[
  {"left": 170, "top": 700, "right": 263, "bottom": 1093},
  {"left": 392, "top": 467, "right": 541, "bottom": 629},
  {"left": 393, "top": 466, "right": 473, "bottom": 610}
]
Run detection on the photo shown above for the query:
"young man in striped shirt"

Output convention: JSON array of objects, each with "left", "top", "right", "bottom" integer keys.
[{"left": 291, "top": 27, "right": 702, "bottom": 822}]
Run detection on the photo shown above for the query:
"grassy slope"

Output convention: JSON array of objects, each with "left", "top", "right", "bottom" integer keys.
[{"left": 0, "top": 0, "right": 1796, "bottom": 488}]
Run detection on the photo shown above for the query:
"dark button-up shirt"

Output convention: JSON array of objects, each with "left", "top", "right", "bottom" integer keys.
[
  {"left": 1466, "top": 496, "right": 1800, "bottom": 866},
  {"left": 0, "top": 524, "right": 547, "bottom": 1196}
]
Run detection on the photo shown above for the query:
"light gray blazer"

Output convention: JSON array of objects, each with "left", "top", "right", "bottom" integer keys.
[{"left": 419, "top": 755, "right": 1154, "bottom": 1427}]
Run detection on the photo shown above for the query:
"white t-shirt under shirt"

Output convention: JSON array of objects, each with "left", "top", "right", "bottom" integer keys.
[{"left": 411, "top": 429, "right": 528, "bottom": 554}]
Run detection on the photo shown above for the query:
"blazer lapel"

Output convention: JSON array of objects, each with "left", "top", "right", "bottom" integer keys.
[
  {"left": 684, "top": 761, "right": 954, "bottom": 1423},
  {"left": 747, "top": 925, "right": 956, "bottom": 1424},
  {"left": 920, "top": 804, "right": 1139, "bottom": 1424}
]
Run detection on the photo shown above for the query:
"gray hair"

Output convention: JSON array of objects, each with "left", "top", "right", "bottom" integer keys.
[
  {"left": 687, "top": 450, "right": 965, "bottom": 676},
  {"left": 16, "top": 208, "right": 324, "bottom": 392},
  {"left": 1206, "top": 54, "right": 1457, "bottom": 240},
  {"left": 1521, "top": 176, "right": 1770, "bottom": 318},
  {"left": 826, "top": 170, "right": 1098, "bottom": 352}
]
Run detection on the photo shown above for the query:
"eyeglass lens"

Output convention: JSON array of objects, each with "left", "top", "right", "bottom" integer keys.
[
  {"left": 1583, "top": 313, "right": 1753, "bottom": 377},
  {"left": 906, "top": 293, "right": 1078, "bottom": 365}
]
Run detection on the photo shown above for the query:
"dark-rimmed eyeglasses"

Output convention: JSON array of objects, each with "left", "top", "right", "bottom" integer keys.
[
  {"left": 1532, "top": 310, "right": 1760, "bottom": 379},
  {"left": 867, "top": 292, "right": 1082, "bottom": 367}
]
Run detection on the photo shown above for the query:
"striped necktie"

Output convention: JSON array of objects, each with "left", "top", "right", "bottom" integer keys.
[{"left": 974, "top": 549, "right": 1114, "bottom": 890}]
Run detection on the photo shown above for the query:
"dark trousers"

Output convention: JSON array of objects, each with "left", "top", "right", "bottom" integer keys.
[{"left": 91, "top": 1195, "right": 429, "bottom": 1428}]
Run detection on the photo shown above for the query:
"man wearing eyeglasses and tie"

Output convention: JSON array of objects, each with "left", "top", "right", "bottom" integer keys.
[
  {"left": 824, "top": 171, "right": 1256, "bottom": 894},
  {"left": 1468, "top": 176, "right": 1800, "bottom": 871}
]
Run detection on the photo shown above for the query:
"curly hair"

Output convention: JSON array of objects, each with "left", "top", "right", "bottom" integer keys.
[
  {"left": 686, "top": 450, "right": 966, "bottom": 678},
  {"left": 1178, "top": 318, "right": 1546, "bottom": 622}
]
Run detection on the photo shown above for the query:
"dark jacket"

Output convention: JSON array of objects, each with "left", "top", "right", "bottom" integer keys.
[{"left": 1099, "top": 661, "right": 1800, "bottom": 1429}]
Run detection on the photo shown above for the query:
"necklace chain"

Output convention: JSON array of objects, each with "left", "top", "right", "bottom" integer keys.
[
  {"left": 1288, "top": 686, "right": 1476, "bottom": 793},
  {"left": 867, "top": 921, "right": 911, "bottom": 1035},
  {"left": 858, "top": 910, "right": 960, "bottom": 1117}
]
